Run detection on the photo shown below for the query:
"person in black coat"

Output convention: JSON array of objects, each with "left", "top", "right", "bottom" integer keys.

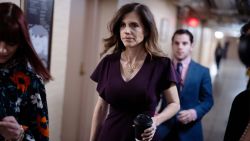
[
  {"left": 224, "top": 90, "right": 250, "bottom": 141},
  {"left": 215, "top": 42, "right": 223, "bottom": 70},
  {"left": 224, "top": 21, "right": 250, "bottom": 141}
]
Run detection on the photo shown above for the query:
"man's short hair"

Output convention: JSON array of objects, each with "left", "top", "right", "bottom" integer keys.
[{"left": 171, "top": 29, "right": 194, "bottom": 44}]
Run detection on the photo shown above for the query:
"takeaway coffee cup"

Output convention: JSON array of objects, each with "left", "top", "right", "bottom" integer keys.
[{"left": 133, "top": 114, "right": 153, "bottom": 141}]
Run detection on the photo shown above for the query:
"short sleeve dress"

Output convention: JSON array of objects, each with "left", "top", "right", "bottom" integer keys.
[{"left": 91, "top": 52, "right": 178, "bottom": 141}]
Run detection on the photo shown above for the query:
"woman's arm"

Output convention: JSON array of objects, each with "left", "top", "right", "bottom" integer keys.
[
  {"left": 142, "top": 83, "right": 180, "bottom": 141},
  {"left": 154, "top": 83, "right": 180, "bottom": 126},
  {"left": 89, "top": 96, "right": 109, "bottom": 141}
]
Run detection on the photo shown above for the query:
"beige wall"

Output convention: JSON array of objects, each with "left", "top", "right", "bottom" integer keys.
[
  {"left": 200, "top": 27, "right": 216, "bottom": 67},
  {"left": 46, "top": 0, "right": 71, "bottom": 140},
  {"left": 78, "top": 1, "right": 119, "bottom": 140},
  {"left": 146, "top": 0, "right": 177, "bottom": 55},
  {"left": 78, "top": 0, "right": 103, "bottom": 141},
  {"left": 98, "top": 0, "right": 118, "bottom": 54},
  {"left": 61, "top": 0, "right": 86, "bottom": 140}
]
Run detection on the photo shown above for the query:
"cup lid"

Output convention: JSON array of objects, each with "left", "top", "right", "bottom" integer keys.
[{"left": 133, "top": 114, "right": 153, "bottom": 126}]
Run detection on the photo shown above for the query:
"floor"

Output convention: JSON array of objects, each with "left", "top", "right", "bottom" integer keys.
[{"left": 203, "top": 46, "right": 249, "bottom": 141}]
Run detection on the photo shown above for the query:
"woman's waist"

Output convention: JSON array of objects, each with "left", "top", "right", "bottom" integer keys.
[{"left": 108, "top": 105, "right": 154, "bottom": 117}]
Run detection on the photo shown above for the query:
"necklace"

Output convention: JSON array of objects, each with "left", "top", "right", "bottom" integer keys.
[
  {"left": 240, "top": 120, "right": 250, "bottom": 141},
  {"left": 127, "top": 62, "right": 137, "bottom": 74},
  {"left": 123, "top": 52, "right": 141, "bottom": 74}
]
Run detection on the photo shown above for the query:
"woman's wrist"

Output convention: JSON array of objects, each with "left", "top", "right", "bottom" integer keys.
[{"left": 152, "top": 116, "right": 160, "bottom": 127}]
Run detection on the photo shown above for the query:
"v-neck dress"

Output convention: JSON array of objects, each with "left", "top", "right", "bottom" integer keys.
[{"left": 91, "top": 52, "right": 178, "bottom": 141}]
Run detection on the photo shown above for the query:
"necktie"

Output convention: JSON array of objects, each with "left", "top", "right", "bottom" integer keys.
[
  {"left": 176, "top": 62, "right": 183, "bottom": 76},
  {"left": 176, "top": 62, "right": 183, "bottom": 92}
]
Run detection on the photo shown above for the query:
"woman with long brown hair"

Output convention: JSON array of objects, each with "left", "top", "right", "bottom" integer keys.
[
  {"left": 0, "top": 2, "right": 51, "bottom": 141},
  {"left": 90, "top": 2, "right": 180, "bottom": 141}
]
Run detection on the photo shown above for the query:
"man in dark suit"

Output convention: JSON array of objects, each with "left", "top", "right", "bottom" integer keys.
[{"left": 157, "top": 29, "right": 214, "bottom": 141}]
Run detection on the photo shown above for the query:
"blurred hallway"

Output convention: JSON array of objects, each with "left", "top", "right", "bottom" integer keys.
[
  {"left": 203, "top": 43, "right": 248, "bottom": 141},
  {"left": 2, "top": 0, "right": 247, "bottom": 140}
]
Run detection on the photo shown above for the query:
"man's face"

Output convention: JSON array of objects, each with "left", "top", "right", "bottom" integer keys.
[{"left": 172, "top": 34, "right": 193, "bottom": 61}]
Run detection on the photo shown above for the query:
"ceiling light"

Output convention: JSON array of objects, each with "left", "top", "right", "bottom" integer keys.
[{"left": 214, "top": 31, "right": 224, "bottom": 39}]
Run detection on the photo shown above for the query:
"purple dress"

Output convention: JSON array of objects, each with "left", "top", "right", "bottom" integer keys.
[{"left": 91, "top": 52, "right": 178, "bottom": 141}]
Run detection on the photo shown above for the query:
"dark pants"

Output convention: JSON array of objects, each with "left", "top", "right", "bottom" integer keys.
[
  {"left": 215, "top": 56, "right": 222, "bottom": 69},
  {"left": 156, "top": 117, "right": 178, "bottom": 141}
]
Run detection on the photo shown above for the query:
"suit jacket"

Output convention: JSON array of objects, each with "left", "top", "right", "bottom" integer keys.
[{"left": 158, "top": 60, "right": 214, "bottom": 141}]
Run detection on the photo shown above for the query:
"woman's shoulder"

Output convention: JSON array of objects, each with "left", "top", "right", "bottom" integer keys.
[
  {"left": 100, "top": 52, "right": 120, "bottom": 63},
  {"left": 234, "top": 90, "right": 250, "bottom": 101},
  {"left": 151, "top": 55, "right": 172, "bottom": 65},
  {"left": 232, "top": 90, "right": 250, "bottom": 107}
]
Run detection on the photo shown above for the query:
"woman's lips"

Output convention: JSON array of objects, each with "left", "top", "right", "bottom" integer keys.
[{"left": 0, "top": 55, "right": 8, "bottom": 58}]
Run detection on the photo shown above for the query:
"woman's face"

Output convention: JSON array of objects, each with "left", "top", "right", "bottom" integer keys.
[
  {"left": 0, "top": 41, "right": 18, "bottom": 64},
  {"left": 120, "top": 11, "right": 145, "bottom": 48}
]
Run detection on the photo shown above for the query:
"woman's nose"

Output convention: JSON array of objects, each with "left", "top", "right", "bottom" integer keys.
[
  {"left": 124, "top": 26, "right": 131, "bottom": 34},
  {"left": 0, "top": 42, "right": 7, "bottom": 54}
]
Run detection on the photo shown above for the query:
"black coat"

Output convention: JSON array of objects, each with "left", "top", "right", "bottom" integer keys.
[{"left": 224, "top": 89, "right": 250, "bottom": 141}]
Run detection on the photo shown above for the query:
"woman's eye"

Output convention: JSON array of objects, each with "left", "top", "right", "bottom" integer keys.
[
  {"left": 130, "top": 23, "right": 139, "bottom": 28},
  {"left": 7, "top": 42, "right": 18, "bottom": 46},
  {"left": 120, "top": 23, "right": 126, "bottom": 28}
]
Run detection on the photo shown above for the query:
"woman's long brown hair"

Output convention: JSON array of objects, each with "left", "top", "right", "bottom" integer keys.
[{"left": 102, "top": 2, "right": 166, "bottom": 58}]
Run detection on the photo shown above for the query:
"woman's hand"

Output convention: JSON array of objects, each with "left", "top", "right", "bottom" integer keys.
[
  {"left": 141, "top": 117, "right": 157, "bottom": 141},
  {"left": 0, "top": 116, "right": 22, "bottom": 140}
]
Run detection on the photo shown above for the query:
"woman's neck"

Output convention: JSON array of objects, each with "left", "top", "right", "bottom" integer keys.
[
  {"left": 123, "top": 47, "right": 147, "bottom": 63},
  {"left": 0, "top": 57, "right": 25, "bottom": 69}
]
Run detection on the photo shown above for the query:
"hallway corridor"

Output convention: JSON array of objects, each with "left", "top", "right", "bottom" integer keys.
[{"left": 203, "top": 45, "right": 249, "bottom": 141}]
